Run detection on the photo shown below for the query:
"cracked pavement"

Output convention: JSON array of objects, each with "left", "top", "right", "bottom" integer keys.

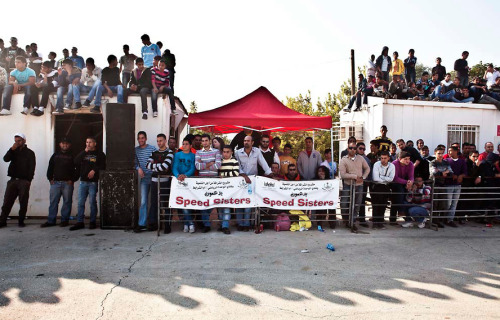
[{"left": 0, "top": 221, "right": 499, "bottom": 319}]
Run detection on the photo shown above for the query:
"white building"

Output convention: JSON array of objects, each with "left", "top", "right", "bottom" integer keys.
[
  {"left": 338, "top": 96, "right": 500, "bottom": 158},
  {"left": 0, "top": 94, "right": 188, "bottom": 217}
]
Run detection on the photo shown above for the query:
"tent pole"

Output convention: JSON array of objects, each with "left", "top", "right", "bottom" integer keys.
[
  {"left": 312, "top": 130, "right": 315, "bottom": 150},
  {"left": 330, "top": 128, "right": 334, "bottom": 165}
]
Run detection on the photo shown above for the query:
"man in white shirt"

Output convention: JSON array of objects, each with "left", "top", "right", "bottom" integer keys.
[
  {"left": 484, "top": 63, "right": 500, "bottom": 88},
  {"left": 371, "top": 151, "right": 395, "bottom": 229},
  {"left": 72, "top": 57, "right": 102, "bottom": 109},
  {"left": 235, "top": 135, "right": 271, "bottom": 231},
  {"left": 367, "top": 54, "right": 376, "bottom": 78}
]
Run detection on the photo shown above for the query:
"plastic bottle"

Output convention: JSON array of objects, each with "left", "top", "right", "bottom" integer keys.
[
  {"left": 247, "top": 182, "right": 252, "bottom": 195},
  {"left": 326, "top": 243, "right": 335, "bottom": 251}
]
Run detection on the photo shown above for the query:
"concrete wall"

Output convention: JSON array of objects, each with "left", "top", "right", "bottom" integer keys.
[
  {"left": 339, "top": 97, "right": 500, "bottom": 154},
  {"left": 0, "top": 93, "right": 187, "bottom": 217}
]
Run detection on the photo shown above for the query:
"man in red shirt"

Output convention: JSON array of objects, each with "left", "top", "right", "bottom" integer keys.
[{"left": 477, "top": 141, "right": 494, "bottom": 165}]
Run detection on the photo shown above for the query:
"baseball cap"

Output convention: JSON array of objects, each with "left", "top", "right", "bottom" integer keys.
[
  {"left": 14, "top": 133, "right": 26, "bottom": 140},
  {"left": 60, "top": 137, "right": 71, "bottom": 144}
]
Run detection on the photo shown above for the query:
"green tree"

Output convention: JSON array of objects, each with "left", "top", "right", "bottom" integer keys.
[
  {"left": 415, "top": 63, "right": 432, "bottom": 79},
  {"left": 468, "top": 61, "right": 497, "bottom": 80},
  {"left": 189, "top": 101, "right": 198, "bottom": 113}
]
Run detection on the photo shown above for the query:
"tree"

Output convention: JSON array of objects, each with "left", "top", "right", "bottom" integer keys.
[
  {"left": 415, "top": 63, "right": 431, "bottom": 79},
  {"left": 468, "top": 61, "right": 497, "bottom": 80},
  {"left": 189, "top": 101, "right": 197, "bottom": 113}
]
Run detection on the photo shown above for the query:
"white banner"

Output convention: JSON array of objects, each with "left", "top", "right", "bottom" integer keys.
[
  {"left": 169, "top": 176, "right": 257, "bottom": 209},
  {"left": 254, "top": 177, "right": 339, "bottom": 210}
]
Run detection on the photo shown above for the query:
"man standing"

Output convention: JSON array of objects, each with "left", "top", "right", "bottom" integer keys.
[
  {"left": 432, "top": 57, "right": 447, "bottom": 82},
  {"left": 119, "top": 45, "right": 136, "bottom": 86},
  {"left": 429, "top": 147, "right": 453, "bottom": 228},
  {"left": 404, "top": 49, "right": 417, "bottom": 84},
  {"left": 484, "top": 64, "right": 500, "bottom": 88},
  {"left": 376, "top": 46, "right": 392, "bottom": 82},
  {"left": 146, "top": 134, "right": 174, "bottom": 232},
  {"left": 235, "top": 135, "right": 271, "bottom": 231},
  {"left": 258, "top": 134, "right": 280, "bottom": 176},
  {"left": 272, "top": 137, "right": 283, "bottom": 157},
  {"left": 389, "top": 152, "right": 414, "bottom": 225},
  {"left": 454, "top": 51, "right": 470, "bottom": 87},
  {"left": 372, "top": 125, "right": 392, "bottom": 153},
  {"left": 230, "top": 128, "right": 262, "bottom": 151},
  {"left": 140, "top": 34, "right": 161, "bottom": 68},
  {"left": 195, "top": 134, "right": 221, "bottom": 233},
  {"left": 134, "top": 131, "right": 157, "bottom": 232},
  {"left": 390, "top": 51, "right": 404, "bottom": 80},
  {"left": 478, "top": 142, "right": 494, "bottom": 165},
  {"left": 367, "top": 54, "right": 376, "bottom": 78},
  {"left": 168, "top": 137, "right": 178, "bottom": 153},
  {"left": 0, "top": 133, "right": 36, "bottom": 228},
  {"left": 339, "top": 142, "right": 370, "bottom": 231},
  {"left": 279, "top": 143, "right": 296, "bottom": 176},
  {"left": 445, "top": 146, "right": 467, "bottom": 227},
  {"left": 320, "top": 148, "right": 337, "bottom": 179},
  {"left": 42, "top": 137, "right": 77, "bottom": 228},
  {"left": 297, "top": 137, "right": 322, "bottom": 181},
  {"left": 0, "top": 37, "right": 26, "bottom": 73},
  {"left": 71, "top": 137, "right": 106, "bottom": 231},
  {"left": 371, "top": 151, "right": 395, "bottom": 229}
]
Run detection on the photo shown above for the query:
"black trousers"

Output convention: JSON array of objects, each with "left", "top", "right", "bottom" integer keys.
[
  {"left": 0, "top": 179, "right": 31, "bottom": 223},
  {"left": 371, "top": 184, "right": 390, "bottom": 224}
]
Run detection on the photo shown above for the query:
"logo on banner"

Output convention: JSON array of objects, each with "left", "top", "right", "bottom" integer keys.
[
  {"left": 322, "top": 182, "right": 334, "bottom": 191},
  {"left": 176, "top": 180, "right": 189, "bottom": 189},
  {"left": 238, "top": 180, "right": 248, "bottom": 189}
]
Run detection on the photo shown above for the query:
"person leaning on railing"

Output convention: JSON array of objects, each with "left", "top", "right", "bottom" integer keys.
[
  {"left": 477, "top": 153, "right": 500, "bottom": 223},
  {"left": 389, "top": 151, "right": 414, "bottom": 226},
  {"left": 339, "top": 142, "right": 370, "bottom": 231},
  {"left": 371, "top": 151, "right": 395, "bottom": 229},
  {"left": 429, "top": 147, "right": 452, "bottom": 228}
]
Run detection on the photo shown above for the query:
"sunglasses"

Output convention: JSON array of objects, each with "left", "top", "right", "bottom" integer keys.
[
  {"left": 348, "top": 147, "right": 357, "bottom": 150},
  {"left": 358, "top": 147, "right": 365, "bottom": 150}
]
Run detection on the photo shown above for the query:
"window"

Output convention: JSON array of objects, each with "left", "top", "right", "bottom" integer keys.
[{"left": 447, "top": 125, "right": 479, "bottom": 148}]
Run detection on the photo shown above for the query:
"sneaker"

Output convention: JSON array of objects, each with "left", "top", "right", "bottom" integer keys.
[
  {"left": 351, "top": 225, "right": 358, "bottom": 232},
  {"left": 33, "top": 109, "right": 44, "bottom": 116},
  {"left": 73, "top": 102, "right": 82, "bottom": 110},
  {"left": 171, "top": 109, "right": 178, "bottom": 115},
  {"left": 52, "top": 109, "right": 64, "bottom": 115},
  {"left": 342, "top": 108, "right": 351, "bottom": 112},
  {"left": 30, "top": 108, "right": 38, "bottom": 115},
  {"left": 183, "top": 225, "right": 189, "bottom": 233},
  {"left": 433, "top": 97, "right": 440, "bottom": 102},
  {"left": 146, "top": 224, "right": 158, "bottom": 231},
  {"left": 20, "top": 107, "right": 29, "bottom": 115},
  {"left": 142, "top": 113, "right": 148, "bottom": 120},
  {"left": 153, "top": 111, "right": 158, "bottom": 118},
  {"left": 40, "top": 222, "right": 56, "bottom": 228},
  {"left": 89, "top": 222, "right": 97, "bottom": 230},
  {"left": 18, "top": 221, "right": 26, "bottom": 228},
  {"left": 69, "top": 222, "right": 85, "bottom": 231},
  {"left": 0, "top": 109, "right": 12, "bottom": 116},
  {"left": 189, "top": 225, "right": 195, "bottom": 233},
  {"left": 63, "top": 103, "right": 71, "bottom": 110},
  {"left": 418, "top": 222, "right": 426, "bottom": 229},
  {"left": 59, "top": 221, "right": 69, "bottom": 227},
  {"left": 447, "top": 221, "right": 458, "bottom": 228},
  {"left": 402, "top": 222, "right": 414, "bottom": 228},
  {"left": 202, "top": 226, "right": 211, "bottom": 233},
  {"left": 83, "top": 100, "right": 91, "bottom": 107},
  {"left": 90, "top": 106, "right": 101, "bottom": 113},
  {"left": 222, "top": 227, "right": 231, "bottom": 234}
]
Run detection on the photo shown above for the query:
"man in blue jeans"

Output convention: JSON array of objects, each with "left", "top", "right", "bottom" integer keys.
[
  {"left": 0, "top": 56, "right": 36, "bottom": 116},
  {"left": 72, "top": 57, "right": 102, "bottom": 109},
  {"left": 70, "top": 137, "right": 106, "bottom": 231},
  {"left": 52, "top": 59, "right": 81, "bottom": 115},
  {"left": 41, "top": 137, "right": 78, "bottom": 227},
  {"left": 92, "top": 55, "right": 125, "bottom": 113},
  {"left": 134, "top": 131, "right": 156, "bottom": 232},
  {"left": 402, "top": 176, "right": 431, "bottom": 229}
]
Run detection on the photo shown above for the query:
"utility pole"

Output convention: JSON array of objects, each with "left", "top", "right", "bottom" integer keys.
[{"left": 351, "top": 49, "right": 356, "bottom": 95}]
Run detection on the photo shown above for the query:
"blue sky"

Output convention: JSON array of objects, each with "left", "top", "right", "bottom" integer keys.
[{"left": 3, "top": 0, "right": 498, "bottom": 111}]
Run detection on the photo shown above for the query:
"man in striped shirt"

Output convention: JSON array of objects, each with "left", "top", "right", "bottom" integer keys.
[
  {"left": 151, "top": 59, "right": 176, "bottom": 116},
  {"left": 218, "top": 146, "right": 240, "bottom": 234},
  {"left": 146, "top": 134, "right": 174, "bottom": 232},
  {"left": 195, "top": 134, "right": 221, "bottom": 232},
  {"left": 134, "top": 131, "right": 156, "bottom": 232}
]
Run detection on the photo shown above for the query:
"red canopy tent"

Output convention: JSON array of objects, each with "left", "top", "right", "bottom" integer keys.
[{"left": 188, "top": 86, "right": 332, "bottom": 133}]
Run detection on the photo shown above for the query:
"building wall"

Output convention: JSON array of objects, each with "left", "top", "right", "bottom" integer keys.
[
  {"left": 339, "top": 97, "right": 500, "bottom": 156},
  {"left": 0, "top": 94, "right": 187, "bottom": 217}
]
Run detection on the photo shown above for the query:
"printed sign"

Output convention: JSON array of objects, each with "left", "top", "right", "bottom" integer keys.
[
  {"left": 254, "top": 177, "right": 339, "bottom": 209},
  {"left": 169, "top": 176, "right": 257, "bottom": 209}
]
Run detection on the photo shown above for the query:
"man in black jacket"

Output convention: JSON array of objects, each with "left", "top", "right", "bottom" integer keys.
[
  {"left": 41, "top": 137, "right": 78, "bottom": 228},
  {"left": 70, "top": 137, "right": 106, "bottom": 231},
  {"left": 0, "top": 133, "right": 36, "bottom": 227},
  {"left": 128, "top": 58, "right": 153, "bottom": 119}
]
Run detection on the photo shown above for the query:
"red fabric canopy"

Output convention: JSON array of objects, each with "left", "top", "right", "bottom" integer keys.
[{"left": 188, "top": 86, "right": 332, "bottom": 133}]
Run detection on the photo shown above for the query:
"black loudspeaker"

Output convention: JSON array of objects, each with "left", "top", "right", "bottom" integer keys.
[
  {"left": 105, "top": 103, "right": 136, "bottom": 170},
  {"left": 100, "top": 170, "right": 138, "bottom": 229}
]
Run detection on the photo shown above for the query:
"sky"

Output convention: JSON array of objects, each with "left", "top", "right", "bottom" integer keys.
[{"left": 2, "top": 0, "right": 499, "bottom": 112}]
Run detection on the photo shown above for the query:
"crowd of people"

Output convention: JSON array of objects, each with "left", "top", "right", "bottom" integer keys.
[
  {"left": 1, "top": 125, "right": 498, "bottom": 234},
  {"left": 344, "top": 47, "right": 500, "bottom": 112},
  {"left": 0, "top": 35, "right": 176, "bottom": 118}
]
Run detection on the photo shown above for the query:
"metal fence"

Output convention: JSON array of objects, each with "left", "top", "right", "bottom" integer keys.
[{"left": 155, "top": 176, "right": 500, "bottom": 235}]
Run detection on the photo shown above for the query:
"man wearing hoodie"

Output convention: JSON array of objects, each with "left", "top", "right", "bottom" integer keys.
[
  {"left": 297, "top": 137, "right": 322, "bottom": 181},
  {"left": 375, "top": 46, "right": 392, "bottom": 82}
]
